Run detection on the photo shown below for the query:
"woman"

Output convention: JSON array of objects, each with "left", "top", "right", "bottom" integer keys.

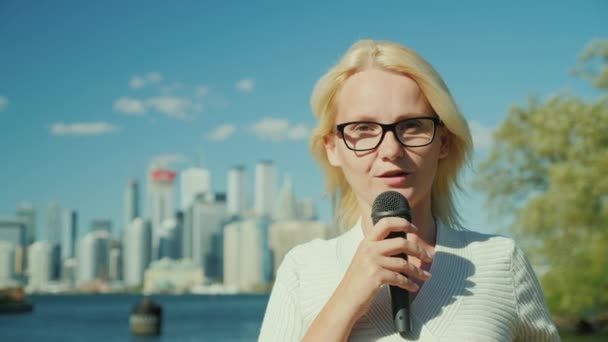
[{"left": 258, "top": 39, "right": 559, "bottom": 341}]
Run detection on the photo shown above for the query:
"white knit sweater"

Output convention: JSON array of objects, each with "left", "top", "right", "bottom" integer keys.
[{"left": 258, "top": 219, "right": 560, "bottom": 341}]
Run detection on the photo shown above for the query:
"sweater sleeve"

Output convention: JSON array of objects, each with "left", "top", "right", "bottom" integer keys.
[
  {"left": 258, "top": 253, "right": 303, "bottom": 341},
  {"left": 512, "top": 244, "right": 561, "bottom": 341}
]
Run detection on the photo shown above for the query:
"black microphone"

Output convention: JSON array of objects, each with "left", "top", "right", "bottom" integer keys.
[{"left": 371, "top": 190, "right": 411, "bottom": 334}]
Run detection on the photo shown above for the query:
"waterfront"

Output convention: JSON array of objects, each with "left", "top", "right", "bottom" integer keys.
[{"left": 0, "top": 294, "right": 269, "bottom": 342}]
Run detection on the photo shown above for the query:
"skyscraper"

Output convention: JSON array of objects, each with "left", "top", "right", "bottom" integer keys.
[
  {"left": 124, "top": 179, "right": 139, "bottom": 229},
  {"left": 269, "top": 220, "right": 330, "bottom": 277},
  {"left": 147, "top": 167, "right": 176, "bottom": 260},
  {"left": 274, "top": 175, "right": 298, "bottom": 221},
  {"left": 46, "top": 201, "right": 61, "bottom": 245},
  {"left": 254, "top": 161, "right": 276, "bottom": 217},
  {"left": 297, "top": 198, "right": 317, "bottom": 221},
  {"left": 16, "top": 202, "right": 36, "bottom": 245},
  {"left": 227, "top": 165, "right": 247, "bottom": 217},
  {"left": 223, "top": 217, "right": 269, "bottom": 291},
  {"left": 180, "top": 167, "right": 211, "bottom": 210},
  {"left": 0, "top": 241, "right": 15, "bottom": 284},
  {"left": 27, "top": 241, "right": 53, "bottom": 291},
  {"left": 61, "top": 209, "right": 77, "bottom": 261},
  {"left": 90, "top": 219, "right": 112, "bottom": 233},
  {"left": 0, "top": 220, "right": 26, "bottom": 278},
  {"left": 190, "top": 193, "right": 226, "bottom": 280},
  {"left": 77, "top": 230, "right": 110, "bottom": 285},
  {"left": 108, "top": 241, "right": 122, "bottom": 282},
  {"left": 158, "top": 217, "right": 179, "bottom": 260},
  {"left": 123, "top": 218, "right": 152, "bottom": 287}
]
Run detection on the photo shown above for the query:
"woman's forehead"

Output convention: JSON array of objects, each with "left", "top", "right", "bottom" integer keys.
[{"left": 334, "top": 69, "right": 431, "bottom": 123}]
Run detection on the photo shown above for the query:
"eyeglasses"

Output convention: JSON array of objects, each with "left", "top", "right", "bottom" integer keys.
[{"left": 336, "top": 117, "right": 443, "bottom": 152}]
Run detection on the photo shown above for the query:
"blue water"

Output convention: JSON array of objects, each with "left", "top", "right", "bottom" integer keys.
[{"left": 0, "top": 294, "right": 270, "bottom": 342}]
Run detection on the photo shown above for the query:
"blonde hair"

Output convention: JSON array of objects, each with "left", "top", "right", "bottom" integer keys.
[{"left": 310, "top": 39, "right": 473, "bottom": 231}]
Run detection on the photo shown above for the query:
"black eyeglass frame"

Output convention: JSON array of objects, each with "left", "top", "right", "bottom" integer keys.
[{"left": 335, "top": 116, "right": 443, "bottom": 152}]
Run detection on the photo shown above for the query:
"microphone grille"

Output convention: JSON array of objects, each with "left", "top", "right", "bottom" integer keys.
[{"left": 372, "top": 191, "right": 410, "bottom": 213}]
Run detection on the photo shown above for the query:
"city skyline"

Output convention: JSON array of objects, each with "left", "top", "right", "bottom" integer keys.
[{"left": 1, "top": 1, "right": 607, "bottom": 242}]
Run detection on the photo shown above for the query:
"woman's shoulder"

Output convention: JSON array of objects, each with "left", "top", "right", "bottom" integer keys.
[
  {"left": 281, "top": 236, "right": 339, "bottom": 268},
  {"left": 451, "top": 225, "right": 518, "bottom": 250},
  {"left": 274, "top": 230, "right": 350, "bottom": 285}
]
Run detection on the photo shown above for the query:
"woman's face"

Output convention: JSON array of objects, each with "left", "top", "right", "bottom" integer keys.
[{"left": 324, "top": 68, "right": 449, "bottom": 213}]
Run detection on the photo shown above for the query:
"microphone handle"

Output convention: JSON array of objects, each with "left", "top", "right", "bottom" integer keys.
[{"left": 386, "top": 231, "right": 411, "bottom": 333}]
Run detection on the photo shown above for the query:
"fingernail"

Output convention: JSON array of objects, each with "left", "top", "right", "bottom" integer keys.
[
  {"left": 422, "top": 270, "right": 432, "bottom": 278},
  {"left": 425, "top": 251, "right": 433, "bottom": 261},
  {"left": 411, "top": 224, "right": 419, "bottom": 231}
]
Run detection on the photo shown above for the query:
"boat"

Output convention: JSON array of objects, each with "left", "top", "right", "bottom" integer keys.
[{"left": 0, "top": 287, "right": 34, "bottom": 314}]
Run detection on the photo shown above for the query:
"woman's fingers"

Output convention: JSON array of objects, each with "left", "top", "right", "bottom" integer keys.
[
  {"left": 379, "top": 237, "right": 433, "bottom": 262},
  {"left": 379, "top": 269, "right": 420, "bottom": 292},
  {"left": 367, "top": 217, "right": 418, "bottom": 241},
  {"left": 377, "top": 256, "right": 431, "bottom": 281}
]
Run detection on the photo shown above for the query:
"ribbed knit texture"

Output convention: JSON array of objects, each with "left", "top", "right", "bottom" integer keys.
[{"left": 258, "top": 220, "right": 560, "bottom": 341}]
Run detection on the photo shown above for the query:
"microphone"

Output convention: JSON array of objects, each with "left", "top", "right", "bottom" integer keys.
[{"left": 371, "top": 190, "right": 411, "bottom": 334}]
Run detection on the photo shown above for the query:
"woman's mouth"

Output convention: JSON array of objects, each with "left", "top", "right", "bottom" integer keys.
[{"left": 377, "top": 170, "right": 409, "bottom": 186}]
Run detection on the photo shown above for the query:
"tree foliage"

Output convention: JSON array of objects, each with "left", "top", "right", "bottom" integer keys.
[{"left": 474, "top": 39, "right": 608, "bottom": 317}]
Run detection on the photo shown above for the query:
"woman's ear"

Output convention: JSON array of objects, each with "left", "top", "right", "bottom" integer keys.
[
  {"left": 438, "top": 128, "right": 449, "bottom": 159},
  {"left": 324, "top": 134, "right": 341, "bottom": 167}
]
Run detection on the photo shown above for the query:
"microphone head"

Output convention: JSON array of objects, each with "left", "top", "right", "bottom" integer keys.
[{"left": 371, "top": 191, "right": 412, "bottom": 225}]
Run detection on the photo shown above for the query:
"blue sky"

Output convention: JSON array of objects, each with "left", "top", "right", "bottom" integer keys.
[{"left": 1, "top": 0, "right": 606, "bottom": 240}]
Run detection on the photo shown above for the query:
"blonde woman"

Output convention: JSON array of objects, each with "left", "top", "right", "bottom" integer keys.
[{"left": 258, "top": 40, "right": 559, "bottom": 341}]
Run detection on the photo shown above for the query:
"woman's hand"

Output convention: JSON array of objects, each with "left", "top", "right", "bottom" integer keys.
[
  {"left": 336, "top": 217, "right": 433, "bottom": 322},
  {"left": 302, "top": 217, "right": 433, "bottom": 342}
]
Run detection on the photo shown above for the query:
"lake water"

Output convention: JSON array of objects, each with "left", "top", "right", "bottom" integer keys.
[{"left": 0, "top": 294, "right": 270, "bottom": 342}]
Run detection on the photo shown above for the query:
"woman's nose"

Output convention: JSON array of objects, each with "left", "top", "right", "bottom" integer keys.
[{"left": 377, "top": 131, "right": 404, "bottom": 160}]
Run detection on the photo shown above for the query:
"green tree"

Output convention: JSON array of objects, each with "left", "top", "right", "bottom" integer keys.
[{"left": 474, "top": 39, "right": 608, "bottom": 318}]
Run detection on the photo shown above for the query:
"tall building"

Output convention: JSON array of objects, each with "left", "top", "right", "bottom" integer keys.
[
  {"left": 254, "top": 161, "right": 276, "bottom": 217},
  {"left": 223, "top": 217, "right": 271, "bottom": 291},
  {"left": 147, "top": 167, "right": 176, "bottom": 260},
  {"left": 0, "top": 220, "right": 26, "bottom": 278},
  {"left": 0, "top": 241, "right": 15, "bottom": 284},
  {"left": 61, "top": 209, "right": 77, "bottom": 261},
  {"left": 90, "top": 219, "right": 112, "bottom": 233},
  {"left": 123, "top": 218, "right": 152, "bottom": 287},
  {"left": 27, "top": 241, "right": 53, "bottom": 292},
  {"left": 77, "top": 230, "right": 110, "bottom": 285},
  {"left": 124, "top": 179, "right": 139, "bottom": 229},
  {"left": 269, "top": 220, "right": 330, "bottom": 277},
  {"left": 180, "top": 167, "right": 211, "bottom": 210},
  {"left": 297, "top": 198, "right": 317, "bottom": 221},
  {"left": 16, "top": 202, "right": 36, "bottom": 245},
  {"left": 274, "top": 175, "right": 298, "bottom": 221},
  {"left": 190, "top": 193, "right": 226, "bottom": 280},
  {"left": 108, "top": 241, "right": 122, "bottom": 282},
  {"left": 227, "top": 165, "right": 247, "bottom": 217},
  {"left": 158, "top": 217, "right": 179, "bottom": 260},
  {"left": 47, "top": 201, "right": 62, "bottom": 245}
]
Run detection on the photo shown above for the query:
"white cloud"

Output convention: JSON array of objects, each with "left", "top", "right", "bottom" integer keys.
[
  {"left": 147, "top": 72, "right": 163, "bottom": 84},
  {"left": 145, "top": 96, "right": 202, "bottom": 120},
  {"left": 50, "top": 121, "right": 120, "bottom": 136},
  {"left": 150, "top": 153, "right": 188, "bottom": 169},
  {"left": 236, "top": 78, "right": 255, "bottom": 93},
  {"left": 0, "top": 96, "right": 8, "bottom": 111},
  {"left": 206, "top": 124, "right": 235, "bottom": 141},
  {"left": 195, "top": 85, "right": 209, "bottom": 97},
  {"left": 114, "top": 97, "right": 146, "bottom": 114},
  {"left": 469, "top": 120, "right": 494, "bottom": 150},
  {"left": 130, "top": 72, "right": 163, "bottom": 89},
  {"left": 161, "top": 82, "right": 182, "bottom": 94},
  {"left": 250, "top": 118, "right": 311, "bottom": 142},
  {"left": 130, "top": 76, "right": 146, "bottom": 89}
]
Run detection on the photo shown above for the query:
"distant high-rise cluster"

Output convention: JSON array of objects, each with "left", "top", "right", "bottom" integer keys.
[{"left": 0, "top": 160, "right": 332, "bottom": 294}]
